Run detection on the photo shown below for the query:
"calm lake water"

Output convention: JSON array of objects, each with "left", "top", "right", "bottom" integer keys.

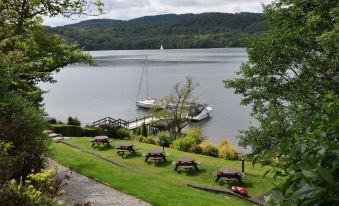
[{"left": 40, "top": 48, "right": 255, "bottom": 148}]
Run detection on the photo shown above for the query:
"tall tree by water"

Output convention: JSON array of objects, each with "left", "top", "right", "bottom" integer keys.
[
  {"left": 225, "top": 0, "right": 338, "bottom": 204},
  {"left": 0, "top": 0, "right": 103, "bottom": 183}
]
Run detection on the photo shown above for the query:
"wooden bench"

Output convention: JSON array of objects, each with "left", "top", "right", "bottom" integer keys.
[
  {"left": 150, "top": 156, "right": 162, "bottom": 164},
  {"left": 222, "top": 177, "right": 237, "bottom": 187},
  {"left": 117, "top": 149, "right": 128, "bottom": 157}
]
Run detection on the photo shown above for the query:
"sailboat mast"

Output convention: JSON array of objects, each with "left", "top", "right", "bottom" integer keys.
[{"left": 146, "top": 56, "right": 149, "bottom": 98}]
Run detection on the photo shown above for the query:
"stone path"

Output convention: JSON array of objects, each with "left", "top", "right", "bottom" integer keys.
[{"left": 49, "top": 161, "right": 151, "bottom": 206}]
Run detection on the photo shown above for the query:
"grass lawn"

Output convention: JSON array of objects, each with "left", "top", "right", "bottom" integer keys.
[{"left": 51, "top": 138, "right": 275, "bottom": 205}]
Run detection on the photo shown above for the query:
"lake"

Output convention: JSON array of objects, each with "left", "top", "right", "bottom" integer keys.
[{"left": 40, "top": 48, "right": 255, "bottom": 148}]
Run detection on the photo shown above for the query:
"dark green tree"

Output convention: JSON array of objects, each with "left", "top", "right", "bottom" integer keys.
[
  {"left": 0, "top": 0, "right": 103, "bottom": 182},
  {"left": 224, "top": 0, "right": 338, "bottom": 204}
]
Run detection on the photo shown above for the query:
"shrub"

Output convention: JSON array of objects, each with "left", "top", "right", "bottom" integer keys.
[
  {"left": 171, "top": 136, "right": 196, "bottom": 152},
  {"left": 218, "top": 140, "right": 240, "bottom": 160},
  {"left": 200, "top": 141, "right": 219, "bottom": 157},
  {"left": 141, "top": 136, "right": 157, "bottom": 144},
  {"left": 0, "top": 169, "right": 63, "bottom": 206},
  {"left": 47, "top": 117, "right": 57, "bottom": 124},
  {"left": 50, "top": 124, "right": 83, "bottom": 137},
  {"left": 67, "top": 116, "right": 81, "bottom": 126},
  {"left": 157, "top": 132, "right": 172, "bottom": 148},
  {"left": 141, "top": 123, "right": 148, "bottom": 137},
  {"left": 115, "top": 128, "right": 130, "bottom": 139},
  {"left": 186, "top": 127, "right": 205, "bottom": 144},
  {"left": 189, "top": 144, "right": 203, "bottom": 154},
  {"left": 82, "top": 128, "right": 99, "bottom": 137}
]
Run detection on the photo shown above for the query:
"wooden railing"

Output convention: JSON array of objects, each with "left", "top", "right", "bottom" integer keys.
[{"left": 92, "top": 115, "right": 154, "bottom": 129}]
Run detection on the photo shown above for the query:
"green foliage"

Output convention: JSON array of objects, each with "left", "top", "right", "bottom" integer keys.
[
  {"left": 224, "top": 0, "right": 339, "bottom": 204},
  {"left": 171, "top": 136, "right": 197, "bottom": 152},
  {"left": 141, "top": 123, "right": 148, "bottom": 137},
  {"left": 199, "top": 142, "right": 219, "bottom": 157},
  {"left": 141, "top": 136, "right": 157, "bottom": 145},
  {"left": 186, "top": 127, "right": 205, "bottom": 144},
  {"left": 157, "top": 132, "right": 172, "bottom": 148},
  {"left": 99, "top": 124, "right": 130, "bottom": 139},
  {"left": 151, "top": 77, "right": 198, "bottom": 138},
  {"left": 0, "top": 94, "right": 49, "bottom": 180},
  {"left": 50, "top": 124, "right": 83, "bottom": 137},
  {"left": 0, "top": 169, "right": 63, "bottom": 206},
  {"left": 47, "top": 118, "right": 57, "bottom": 124},
  {"left": 67, "top": 116, "right": 81, "bottom": 126},
  {"left": 218, "top": 140, "right": 240, "bottom": 160},
  {"left": 82, "top": 127, "right": 101, "bottom": 137},
  {"left": 0, "top": 141, "right": 15, "bottom": 189},
  {"left": 49, "top": 13, "right": 268, "bottom": 50}
]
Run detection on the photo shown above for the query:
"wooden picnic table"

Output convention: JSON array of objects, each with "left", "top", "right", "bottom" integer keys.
[
  {"left": 116, "top": 143, "right": 138, "bottom": 157},
  {"left": 91, "top": 136, "right": 111, "bottom": 147},
  {"left": 214, "top": 167, "right": 242, "bottom": 183},
  {"left": 174, "top": 156, "right": 200, "bottom": 171},
  {"left": 144, "top": 149, "right": 168, "bottom": 163}
]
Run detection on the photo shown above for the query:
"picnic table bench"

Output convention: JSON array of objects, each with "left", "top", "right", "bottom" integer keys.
[
  {"left": 173, "top": 156, "right": 200, "bottom": 172},
  {"left": 144, "top": 149, "right": 169, "bottom": 164},
  {"left": 116, "top": 143, "right": 138, "bottom": 157},
  {"left": 91, "top": 136, "right": 111, "bottom": 147},
  {"left": 213, "top": 167, "right": 242, "bottom": 185}
]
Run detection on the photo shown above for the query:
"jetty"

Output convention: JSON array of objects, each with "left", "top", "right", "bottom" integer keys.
[{"left": 92, "top": 115, "right": 158, "bottom": 130}]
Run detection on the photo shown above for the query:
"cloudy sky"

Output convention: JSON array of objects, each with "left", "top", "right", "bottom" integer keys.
[{"left": 43, "top": 0, "right": 273, "bottom": 27}]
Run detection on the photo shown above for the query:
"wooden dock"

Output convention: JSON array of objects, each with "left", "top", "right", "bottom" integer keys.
[{"left": 92, "top": 115, "right": 158, "bottom": 130}]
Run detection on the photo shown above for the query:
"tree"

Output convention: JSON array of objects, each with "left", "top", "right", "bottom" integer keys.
[
  {"left": 152, "top": 77, "right": 198, "bottom": 138},
  {"left": 0, "top": 0, "right": 103, "bottom": 182},
  {"left": 224, "top": 0, "right": 338, "bottom": 204}
]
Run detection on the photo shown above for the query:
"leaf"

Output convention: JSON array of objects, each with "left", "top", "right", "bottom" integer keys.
[
  {"left": 290, "top": 185, "right": 324, "bottom": 199},
  {"left": 252, "top": 154, "right": 260, "bottom": 167},
  {"left": 317, "top": 167, "right": 333, "bottom": 185},
  {"left": 302, "top": 169, "right": 318, "bottom": 182},
  {"left": 281, "top": 176, "right": 293, "bottom": 195}
]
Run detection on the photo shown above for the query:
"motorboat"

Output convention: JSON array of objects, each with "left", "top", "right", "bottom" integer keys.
[{"left": 187, "top": 104, "right": 213, "bottom": 121}]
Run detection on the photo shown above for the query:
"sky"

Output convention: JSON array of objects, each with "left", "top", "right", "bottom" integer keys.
[{"left": 43, "top": 0, "right": 274, "bottom": 27}]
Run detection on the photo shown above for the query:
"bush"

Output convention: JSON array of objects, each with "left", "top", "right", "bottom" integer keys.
[
  {"left": 157, "top": 132, "right": 172, "bottom": 148},
  {"left": 141, "top": 123, "right": 148, "bottom": 137},
  {"left": 47, "top": 117, "right": 57, "bottom": 124},
  {"left": 67, "top": 116, "right": 81, "bottom": 126},
  {"left": 186, "top": 127, "right": 205, "bottom": 144},
  {"left": 0, "top": 169, "right": 63, "bottom": 206},
  {"left": 189, "top": 144, "right": 203, "bottom": 154},
  {"left": 200, "top": 141, "right": 219, "bottom": 157},
  {"left": 171, "top": 136, "right": 196, "bottom": 152},
  {"left": 82, "top": 127, "right": 100, "bottom": 137},
  {"left": 141, "top": 136, "right": 157, "bottom": 144},
  {"left": 50, "top": 124, "right": 83, "bottom": 137},
  {"left": 218, "top": 140, "right": 240, "bottom": 160}
]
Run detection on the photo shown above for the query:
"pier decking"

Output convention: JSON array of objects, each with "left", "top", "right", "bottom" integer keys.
[{"left": 92, "top": 115, "right": 158, "bottom": 130}]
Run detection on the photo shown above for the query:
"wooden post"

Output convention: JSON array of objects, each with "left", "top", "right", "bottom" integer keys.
[{"left": 241, "top": 158, "right": 245, "bottom": 177}]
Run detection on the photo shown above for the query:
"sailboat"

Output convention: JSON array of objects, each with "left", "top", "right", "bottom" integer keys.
[
  {"left": 136, "top": 56, "right": 164, "bottom": 109},
  {"left": 160, "top": 44, "right": 164, "bottom": 51}
]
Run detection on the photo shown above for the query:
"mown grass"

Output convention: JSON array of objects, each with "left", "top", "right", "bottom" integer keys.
[{"left": 51, "top": 138, "right": 275, "bottom": 205}]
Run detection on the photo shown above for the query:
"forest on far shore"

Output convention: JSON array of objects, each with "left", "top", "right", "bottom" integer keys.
[{"left": 48, "top": 12, "right": 268, "bottom": 50}]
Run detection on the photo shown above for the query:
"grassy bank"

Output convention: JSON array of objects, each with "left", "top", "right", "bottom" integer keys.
[{"left": 51, "top": 138, "right": 275, "bottom": 205}]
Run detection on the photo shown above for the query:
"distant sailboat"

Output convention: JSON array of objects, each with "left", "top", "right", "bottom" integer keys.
[{"left": 160, "top": 44, "right": 164, "bottom": 51}]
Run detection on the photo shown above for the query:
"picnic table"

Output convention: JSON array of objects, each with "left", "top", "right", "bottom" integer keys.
[
  {"left": 173, "top": 156, "right": 200, "bottom": 171},
  {"left": 213, "top": 167, "right": 242, "bottom": 185},
  {"left": 115, "top": 143, "right": 138, "bottom": 157},
  {"left": 91, "top": 136, "right": 111, "bottom": 147},
  {"left": 144, "top": 149, "right": 169, "bottom": 163}
]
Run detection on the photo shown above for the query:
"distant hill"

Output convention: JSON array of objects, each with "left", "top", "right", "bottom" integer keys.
[{"left": 48, "top": 12, "right": 268, "bottom": 50}]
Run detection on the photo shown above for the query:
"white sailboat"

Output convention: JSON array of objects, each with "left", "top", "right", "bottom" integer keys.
[
  {"left": 160, "top": 44, "right": 164, "bottom": 51},
  {"left": 136, "top": 56, "right": 164, "bottom": 109}
]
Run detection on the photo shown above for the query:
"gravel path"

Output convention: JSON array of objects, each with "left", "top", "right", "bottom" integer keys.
[{"left": 49, "top": 161, "right": 151, "bottom": 206}]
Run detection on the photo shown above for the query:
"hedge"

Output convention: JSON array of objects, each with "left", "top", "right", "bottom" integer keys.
[{"left": 50, "top": 124, "right": 83, "bottom": 137}]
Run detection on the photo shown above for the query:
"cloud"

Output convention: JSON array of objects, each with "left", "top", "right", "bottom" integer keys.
[{"left": 43, "top": 0, "right": 273, "bottom": 27}]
